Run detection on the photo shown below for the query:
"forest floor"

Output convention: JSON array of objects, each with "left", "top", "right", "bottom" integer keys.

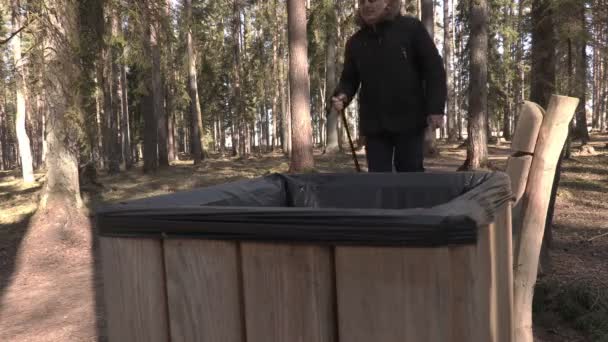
[{"left": 0, "top": 133, "right": 606, "bottom": 341}]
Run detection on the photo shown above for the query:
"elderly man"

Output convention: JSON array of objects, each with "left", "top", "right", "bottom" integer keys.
[{"left": 332, "top": 0, "right": 447, "bottom": 172}]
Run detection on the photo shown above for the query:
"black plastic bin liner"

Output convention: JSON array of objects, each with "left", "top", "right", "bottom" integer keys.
[{"left": 96, "top": 172, "right": 513, "bottom": 247}]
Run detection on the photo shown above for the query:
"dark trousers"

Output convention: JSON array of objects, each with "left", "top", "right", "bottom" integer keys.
[{"left": 365, "top": 132, "right": 425, "bottom": 172}]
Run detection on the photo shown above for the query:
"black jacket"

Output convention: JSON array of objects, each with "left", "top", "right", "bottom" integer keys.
[{"left": 334, "top": 15, "right": 447, "bottom": 137}]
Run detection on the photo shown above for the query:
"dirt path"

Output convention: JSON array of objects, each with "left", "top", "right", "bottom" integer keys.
[{"left": 0, "top": 135, "right": 605, "bottom": 341}]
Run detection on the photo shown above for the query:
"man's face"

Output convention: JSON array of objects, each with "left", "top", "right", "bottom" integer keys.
[{"left": 359, "top": 0, "right": 388, "bottom": 25}]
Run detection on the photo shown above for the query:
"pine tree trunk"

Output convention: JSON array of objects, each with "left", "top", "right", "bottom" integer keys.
[
  {"left": 11, "top": 0, "right": 34, "bottom": 183},
  {"left": 574, "top": 2, "right": 589, "bottom": 144},
  {"left": 272, "top": 19, "right": 280, "bottom": 151},
  {"left": 38, "top": 0, "right": 86, "bottom": 211},
  {"left": 592, "top": 17, "right": 600, "bottom": 131},
  {"left": 106, "top": 9, "right": 121, "bottom": 174},
  {"left": 120, "top": 61, "right": 132, "bottom": 169},
  {"left": 280, "top": 47, "right": 291, "bottom": 156},
  {"left": 185, "top": 0, "right": 205, "bottom": 163},
  {"left": 264, "top": 101, "right": 270, "bottom": 152},
  {"left": 0, "top": 103, "right": 5, "bottom": 170},
  {"left": 513, "top": 0, "right": 525, "bottom": 132},
  {"left": 95, "top": 74, "right": 105, "bottom": 170},
  {"left": 287, "top": 0, "right": 314, "bottom": 172},
  {"left": 600, "top": 43, "right": 608, "bottom": 132},
  {"left": 101, "top": 45, "right": 118, "bottom": 173},
  {"left": 100, "top": 55, "right": 110, "bottom": 168},
  {"left": 151, "top": 20, "right": 168, "bottom": 167},
  {"left": 230, "top": 0, "right": 243, "bottom": 157},
  {"left": 325, "top": 0, "right": 340, "bottom": 153},
  {"left": 142, "top": 3, "right": 159, "bottom": 173},
  {"left": 444, "top": 0, "right": 457, "bottom": 142},
  {"left": 165, "top": 0, "right": 176, "bottom": 162},
  {"left": 530, "top": 0, "right": 556, "bottom": 109},
  {"left": 460, "top": 0, "right": 489, "bottom": 170},
  {"left": 218, "top": 113, "right": 225, "bottom": 153}
]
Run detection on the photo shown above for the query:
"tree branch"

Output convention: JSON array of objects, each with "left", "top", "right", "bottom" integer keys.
[{"left": 0, "top": 18, "right": 36, "bottom": 46}]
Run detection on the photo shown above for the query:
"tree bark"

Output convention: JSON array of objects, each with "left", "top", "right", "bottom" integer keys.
[
  {"left": 287, "top": 0, "right": 314, "bottom": 172},
  {"left": 165, "top": 0, "right": 176, "bottom": 162},
  {"left": 103, "top": 8, "right": 120, "bottom": 174},
  {"left": 11, "top": 0, "right": 34, "bottom": 183},
  {"left": 38, "top": 0, "right": 90, "bottom": 210},
  {"left": 444, "top": 0, "right": 457, "bottom": 142},
  {"left": 185, "top": 0, "right": 205, "bottom": 163},
  {"left": 421, "top": 0, "right": 438, "bottom": 156},
  {"left": 324, "top": 0, "right": 340, "bottom": 153},
  {"left": 600, "top": 39, "right": 608, "bottom": 132},
  {"left": 460, "top": 0, "right": 489, "bottom": 170},
  {"left": 119, "top": 43, "right": 132, "bottom": 169},
  {"left": 101, "top": 47, "right": 115, "bottom": 173},
  {"left": 574, "top": 1, "right": 589, "bottom": 144},
  {"left": 230, "top": 0, "right": 243, "bottom": 157},
  {"left": 151, "top": 15, "right": 168, "bottom": 168},
  {"left": 142, "top": 3, "right": 158, "bottom": 173},
  {"left": 0, "top": 102, "right": 5, "bottom": 170},
  {"left": 272, "top": 17, "right": 279, "bottom": 150},
  {"left": 592, "top": 13, "right": 600, "bottom": 131},
  {"left": 530, "top": 0, "right": 556, "bottom": 109},
  {"left": 513, "top": 0, "right": 525, "bottom": 131},
  {"left": 280, "top": 41, "right": 291, "bottom": 156}
]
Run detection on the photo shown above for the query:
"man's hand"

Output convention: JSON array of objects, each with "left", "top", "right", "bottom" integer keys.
[
  {"left": 332, "top": 93, "right": 348, "bottom": 112},
  {"left": 428, "top": 114, "right": 444, "bottom": 130}
]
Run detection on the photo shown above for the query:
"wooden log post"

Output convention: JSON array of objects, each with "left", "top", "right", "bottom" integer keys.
[
  {"left": 512, "top": 95, "right": 579, "bottom": 342},
  {"left": 505, "top": 101, "right": 544, "bottom": 253}
]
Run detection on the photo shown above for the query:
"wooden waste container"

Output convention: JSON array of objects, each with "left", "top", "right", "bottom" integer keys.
[{"left": 96, "top": 172, "right": 514, "bottom": 342}]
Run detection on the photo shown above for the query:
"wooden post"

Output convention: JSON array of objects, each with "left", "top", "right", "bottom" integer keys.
[
  {"left": 512, "top": 95, "right": 579, "bottom": 342},
  {"left": 505, "top": 101, "right": 544, "bottom": 252}
]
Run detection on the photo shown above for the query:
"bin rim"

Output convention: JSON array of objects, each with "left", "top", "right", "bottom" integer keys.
[{"left": 95, "top": 171, "right": 513, "bottom": 247}]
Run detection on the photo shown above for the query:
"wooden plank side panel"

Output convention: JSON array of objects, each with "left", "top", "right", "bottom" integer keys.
[
  {"left": 100, "top": 237, "right": 169, "bottom": 342},
  {"left": 336, "top": 247, "right": 450, "bottom": 342},
  {"left": 449, "top": 245, "right": 478, "bottom": 342},
  {"left": 493, "top": 204, "right": 514, "bottom": 342},
  {"left": 163, "top": 240, "right": 243, "bottom": 342},
  {"left": 449, "top": 226, "right": 495, "bottom": 342},
  {"left": 477, "top": 223, "right": 497, "bottom": 342},
  {"left": 241, "top": 243, "right": 334, "bottom": 342}
]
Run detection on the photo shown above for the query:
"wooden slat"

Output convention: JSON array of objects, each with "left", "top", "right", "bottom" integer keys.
[
  {"left": 164, "top": 240, "right": 243, "bottom": 342},
  {"left": 336, "top": 247, "right": 451, "bottom": 342},
  {"left": 449, "top": 245, "right": 479, "bottom": 341},
  {"left": 493, "top": 204, "right": 514, "bottom": 342},
  {"left": 241, "top": 243, "right": 334, "bottom": 342},
  {"left": 477, "top": 223, "right": 496, "bottom": 342},
  {"left": 448, "top": 225, "right": 495, "bottom": 342},
  {"left": 100, "top": 237, "right": 169, "bottom": 342},
  {"left": 511, "top": 101, "right": 544, "bottom": 153}
]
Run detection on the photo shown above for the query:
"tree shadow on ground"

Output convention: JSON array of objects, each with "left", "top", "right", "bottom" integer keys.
[
  {"left": 0, "top": 214, "right": 32, "bottom": 303},
  {"left": 560, "top": 179, "right": 608, "bottom": 194},
  {"left": 563, "top": 165, "right": 608, "bottom": 177}
]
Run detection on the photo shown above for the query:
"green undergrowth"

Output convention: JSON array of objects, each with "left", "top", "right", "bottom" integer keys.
[{"left": 534, "top": 278, "right": 608, "bottom": 341}]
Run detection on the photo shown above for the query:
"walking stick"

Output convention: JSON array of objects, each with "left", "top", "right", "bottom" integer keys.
[{"left": 339, "top": 108, "right": 362, "bottom": 172}]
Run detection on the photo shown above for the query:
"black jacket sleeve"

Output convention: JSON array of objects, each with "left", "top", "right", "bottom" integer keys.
[
  {"left": 411, "top": 19, "right": 447, "bottom": 116},
  {"left": 333, "top": 37, "right": 360, "bottom": 105}
]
